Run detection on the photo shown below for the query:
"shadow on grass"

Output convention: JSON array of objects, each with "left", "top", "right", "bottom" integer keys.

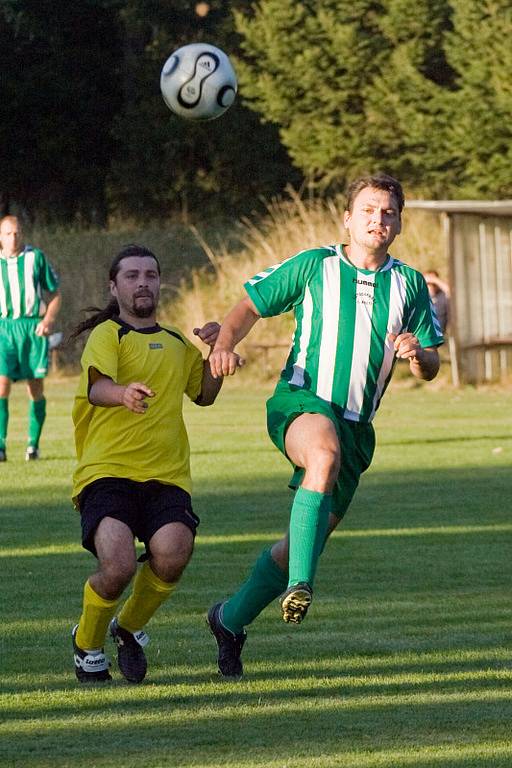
[{"left": 1, "top": 464, "right": 512, "bottom": 767}]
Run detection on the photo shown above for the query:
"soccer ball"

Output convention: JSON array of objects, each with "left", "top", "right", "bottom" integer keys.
[{"left": 160, "top": 43, "right": 237, "bottom": 121}]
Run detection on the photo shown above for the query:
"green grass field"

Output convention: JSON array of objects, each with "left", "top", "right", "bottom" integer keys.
[{"left": 1, "top": 377, "right": 512, "bottom": 768}]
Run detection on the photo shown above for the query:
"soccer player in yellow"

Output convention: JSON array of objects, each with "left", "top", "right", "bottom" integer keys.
[{"left": 71, "top": 244, "right": 223, "bottom": 683}]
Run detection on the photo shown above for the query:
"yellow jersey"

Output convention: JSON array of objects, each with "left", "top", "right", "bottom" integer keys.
[{"left": 72, "top": 318, "right": 204, "bottom": 502}]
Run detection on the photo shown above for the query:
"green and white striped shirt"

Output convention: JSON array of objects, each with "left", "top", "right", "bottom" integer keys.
[
  {"left": 245, "top": 244, "right": 443, "bottom": 423},
  {"left": 0, "top": 246, "right": 59, "bottom": 319}
]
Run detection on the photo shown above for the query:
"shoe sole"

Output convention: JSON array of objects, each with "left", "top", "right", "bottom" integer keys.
[
  {"left": 75, "top": 667, "right": 112, "bottom": 683},
  {"left": 281, "top": 587, "right": 312, "bottom": 624}
]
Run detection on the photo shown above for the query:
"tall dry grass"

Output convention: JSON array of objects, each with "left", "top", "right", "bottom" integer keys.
[
  {"left": 27, "top": 192, "right": 445, "bottom": 376},
  {"left": 164, "top": 190, "right": 446, "bottom": 378},
  {"left": 25, "top": 223, "right": 214, "bottom": 370}
]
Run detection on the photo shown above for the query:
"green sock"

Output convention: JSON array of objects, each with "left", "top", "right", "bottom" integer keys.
[
  {"left": 288, "top": 487, "right": 331, "bottom": 589},
  {"left": 0, "top": 398, "right": 8, "bottom": 449},
  {"left": 221, "top": 548, "right": 288, "bottom": 634},
  {"left": 28, "top": 398, "right": 46, "bottom": 448}
]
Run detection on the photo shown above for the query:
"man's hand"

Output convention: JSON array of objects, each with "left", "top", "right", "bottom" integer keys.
[
  {"left": 122, "top": 382, "right": 155, "bottom": 413},
  {"left": 209, "top": 349, "right": 245, "bottom": 379},
  {"left": 388, "top": 332, "right": 422, "bottom": 361},
  {"left": 35, "top": 318, "right": 54, "bottom": 337},
  {"left": 388, "top": 332, "right": 440, "bottom": 381},
  {"left": 193, "top": 322, "right": 221, "bottom": 348}
]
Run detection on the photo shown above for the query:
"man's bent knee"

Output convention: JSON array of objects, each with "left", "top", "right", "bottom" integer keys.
[
  {"left": 149, "top": 522, "right": 194, "bottom": 582},
  {"left": 93, "top": 558, "right": 137, "bottom": 599},
  {"left": 302, "top": 446, "right": 340, "bottom": 492}
]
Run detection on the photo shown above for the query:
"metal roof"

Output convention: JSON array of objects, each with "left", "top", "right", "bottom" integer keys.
[{"left": 406, "top": 200, "right": 512, "bottom": 216}]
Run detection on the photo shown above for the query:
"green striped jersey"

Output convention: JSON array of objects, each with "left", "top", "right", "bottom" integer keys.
[
  {"left": 0, "top": 246, "right": 59, "bottom": 319},
  {"left": 245, "top": 244, "right": 444, "bottom": 423}
]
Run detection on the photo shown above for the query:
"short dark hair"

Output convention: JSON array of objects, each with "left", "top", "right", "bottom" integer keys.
[
  {"left": 69, "top": 244, "right": 161, "bottom": 340},
  {"left": 345, "top": 173, "right": 405, "bottom": 215}
]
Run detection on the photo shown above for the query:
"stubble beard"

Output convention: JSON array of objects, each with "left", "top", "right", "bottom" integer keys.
[{"left": 132, "top": 299, "right": 156, "bottom": 318}]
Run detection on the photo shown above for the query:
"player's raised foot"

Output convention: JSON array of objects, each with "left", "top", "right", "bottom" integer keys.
[
  {"left": 72, "top": 624, "right": 111, "bottom": 683},
  {"left": 25, "top": 445, "right": 39, "bottom": 461},
  {"left": 280, "top": 582, "right": 313, "bottom": 624},
  {"left": 207, "top": 602, "right": 247, "bottom": 680},
  {"left": 0, "top": 448, "right": 6, "bottom": 462},
  {"left": 110, "top": 618, "right": 149, "bottom": 683}
]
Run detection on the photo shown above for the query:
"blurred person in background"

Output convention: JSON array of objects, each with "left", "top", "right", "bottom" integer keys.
[
  {"left": 424, "top": 270, "right": 450, "bottom": 334},
  {"left": 0, "top": 216, "right": 61, "bottom": 462}
]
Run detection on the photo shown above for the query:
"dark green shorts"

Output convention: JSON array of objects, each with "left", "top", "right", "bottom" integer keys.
[
  {"left": 266, "top": 382, "right": 376, "bottom": 519},
  {"left": 0, "top": 318, "right": 49, "bottom": 381}
]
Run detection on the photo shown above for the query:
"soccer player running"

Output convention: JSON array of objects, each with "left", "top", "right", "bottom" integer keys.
[
  {"left": 0, "top": 216, "right": 61, "bottom": 461},
  {"left": 71, "top": 244, "right": 223, "bottom": 683},
  {"left": 206, "top": 173, "right": 444, "bottom": 679}
]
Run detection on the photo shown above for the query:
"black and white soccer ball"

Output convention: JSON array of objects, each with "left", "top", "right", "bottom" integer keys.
[{"left": 160, "top": 43, "right": 237, "bottom": 121}]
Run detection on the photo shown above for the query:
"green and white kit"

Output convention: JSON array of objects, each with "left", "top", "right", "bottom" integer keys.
[{"left": 246, "top": 243, "right": 444, "bottom": 424}]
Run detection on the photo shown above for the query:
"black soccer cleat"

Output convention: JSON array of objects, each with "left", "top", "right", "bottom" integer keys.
[
  {"left": 0, "top": 448, "right": 6, "bottom": 462},
  {"left": 110, "top": 618, "right": 149, "bottom": 683},
  {"left": 25, "top": 446, "right": 39, "bottom": 461},
  {"left": 280, "top": 582, "right": 313, "bottom": 624},
  {"left": 72, "top": 624, "right": 111, "bottom": 683},
  {"left": 207, "top": 602, "right": 247, "bottom": 680}
]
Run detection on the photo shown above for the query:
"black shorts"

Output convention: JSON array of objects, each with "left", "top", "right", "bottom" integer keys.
[{"left": 78, "top": 477, "right": 200, "bottom": 558}]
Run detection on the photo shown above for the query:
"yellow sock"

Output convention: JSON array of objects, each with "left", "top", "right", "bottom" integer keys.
[
  {"left": 117, "top": 561, "right": 176, "bottom": 634},
  {"left": 76, "top": 580, "right": 119, "bottom": 651}
]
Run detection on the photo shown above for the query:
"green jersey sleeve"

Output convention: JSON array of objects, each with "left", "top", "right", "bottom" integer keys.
[
  {"left": 244, "top": 248, "right": 327, "bottom": 317},
  {"left": 406, "top": 273, "right": 445, "bottom": 348},
  {"left": 35, "top": 249, "right": 60, "bottom": 292}
]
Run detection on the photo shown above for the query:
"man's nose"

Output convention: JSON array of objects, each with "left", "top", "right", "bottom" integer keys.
[{"left": 371, "top": 209, "right": 384, "bottom": 223}]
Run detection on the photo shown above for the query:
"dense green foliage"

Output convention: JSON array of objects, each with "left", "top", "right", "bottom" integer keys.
[
  {"left": 236, "top": 0, "right": 512, "bottom": 198},
  {"left": 1, "top": 379, "right": 512, "bottom": 766},
  {"left": 0, "top": 0, "right": 299, "bottom": 223},
  {"left": 1, "top": 0, "right": 510, "bottom": 223}
]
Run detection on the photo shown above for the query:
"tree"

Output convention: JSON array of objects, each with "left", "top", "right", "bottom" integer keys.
[
  {"left": 107, "top": 0, "right": 301, "bottom": 221},
  {"left": 235, "top": 0, "right": 392, "bottom": 190},
  {"left": 363, "top": 0, "right": 456, "bottom": 195},
  {"left": 235, "top": 0, "right": 512, "bottom": 200},
  {"left": 0, "top": 0, "right": 122, "bottom": 223},
  {"left": 442, "top": 0, "right": 512, "bottom": 198}
]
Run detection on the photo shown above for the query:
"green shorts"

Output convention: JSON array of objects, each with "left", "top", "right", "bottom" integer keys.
[
  {"left": 0, "top": 318, "right": 49, "bottom": 381},
  {"left": 266, "top": 382, "right": 376, "bottom": 519}
]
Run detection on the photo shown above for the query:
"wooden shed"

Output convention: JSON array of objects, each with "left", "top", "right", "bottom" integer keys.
[{"left": 407, "top": 200, "right": 512, "bottom": 385}]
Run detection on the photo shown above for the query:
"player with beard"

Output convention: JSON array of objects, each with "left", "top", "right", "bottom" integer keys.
[{"left": 70, "top": 244, "right": 223, "bottom": 684}]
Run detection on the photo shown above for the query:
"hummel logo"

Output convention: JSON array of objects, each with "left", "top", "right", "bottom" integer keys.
[{"left": 353, "top": 278, "right": 374, "bottom": 288}]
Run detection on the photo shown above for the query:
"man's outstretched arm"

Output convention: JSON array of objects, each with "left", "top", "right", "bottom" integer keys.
[{"left": 209, "top": 296, "right": 261, "bottom": 379}]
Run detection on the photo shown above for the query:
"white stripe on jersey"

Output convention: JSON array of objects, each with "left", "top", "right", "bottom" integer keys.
[
  {"left": 345, "top": 272, "right": 376, "bottom": 421},
  {"left": 316, "top": 256, "right": 341, "bottom": 402},
  {"left": 24, "top": 250, "right": 36, "bottom": 315},
  {"left": 7, "top": 258, "right": 21, "bottom": 318},
  {"left": 369, "top": 268, "right": 408, "bottom": 419},
  {"left": 0, "top": 265, "right": 7, "bottom": 317},
  {"left": 246, "top": 252, "right": 299, "bottom": 286},
  {"left": 289, "top": 284, "right": 313, "bottom": 387}
]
